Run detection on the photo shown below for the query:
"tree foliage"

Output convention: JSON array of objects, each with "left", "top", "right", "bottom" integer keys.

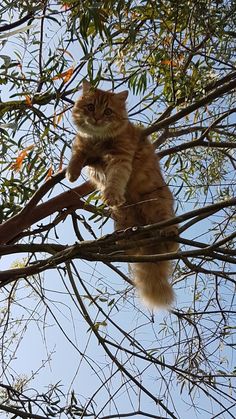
[{"left": 0, "top": 1, "right": 236, "bottom": 418}]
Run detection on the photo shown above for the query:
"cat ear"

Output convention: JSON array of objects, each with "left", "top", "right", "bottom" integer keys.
[
  {"left": 116, "top": 90, "right": 128, "bottom": 101},
  {"left": 82, "top": 79, "right": 92, "bottom": 93}
]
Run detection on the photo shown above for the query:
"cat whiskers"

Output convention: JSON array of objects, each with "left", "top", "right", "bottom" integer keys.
[{"left": 122, "top": 197, "right": 159, "bottom": 209}]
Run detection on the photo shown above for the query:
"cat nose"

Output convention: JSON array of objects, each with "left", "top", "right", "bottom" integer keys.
[{"left": 94, "top": 116, "right": 102, "bottom": 123}]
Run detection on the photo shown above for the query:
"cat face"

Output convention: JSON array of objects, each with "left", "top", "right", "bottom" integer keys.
[{"left": 73, "top": 81, "right": 129, "bottom": 138}]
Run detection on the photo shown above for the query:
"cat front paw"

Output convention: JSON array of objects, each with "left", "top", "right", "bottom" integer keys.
[
  {"left": 66, "top": 169, "right": 79, "bottom": 182},
  {"left": 66, "top": 164, "right": 83, "bottom": 182},
  {"left": 102, "top": 188, "right": 126, "bottom": 207}
]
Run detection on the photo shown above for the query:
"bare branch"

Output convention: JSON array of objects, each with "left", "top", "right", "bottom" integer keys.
[
  {"left": 144, "top": 74, "right": 236, "bottom": 136},
  {"left": 0, "top": 12, "right": 35, "bottom": 32}
]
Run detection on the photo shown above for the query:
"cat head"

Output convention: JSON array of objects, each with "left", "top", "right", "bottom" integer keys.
[{"left": 72, "top": 80, "right": 129, "bottom": 138}]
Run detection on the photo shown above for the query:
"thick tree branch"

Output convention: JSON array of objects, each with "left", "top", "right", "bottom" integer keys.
[
  {"left": 0, "top": 245, "right": 234, "bottom": 285},
  {"left": 1, "top": 232, "right": 235, "bottom": 259},
  {"left": 0, "top": 197, "right": 235, "bottom": 284},
  {"left": 0, "top": 179, "right": 94, "bottom": 245}
]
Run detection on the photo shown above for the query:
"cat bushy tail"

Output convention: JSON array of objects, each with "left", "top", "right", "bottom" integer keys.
[
  {"left": 132, "top": 259, "right": 174, "bottom": 307},
  {"left": 114, "top": 208, "right": 178, "bottom": 308}
]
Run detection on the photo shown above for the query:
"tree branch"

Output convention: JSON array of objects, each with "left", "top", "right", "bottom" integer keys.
[
  {"left": 143, "top": 74, "right": 236, "bottom": 136},
  {"left": 0, "top": 179, "right": 95, "bottom": 245},
  {"left": 0, "top": 403, "right": 47, "bottom": 419},
  {"left": 158, "top": 108, "right": 236, "bottom": 156},
  {"left": 0, "top": 197, "right": 235, "bottom": 284},
  {"left": 0, "top": 13, "right": 34, "bottom": 32}
]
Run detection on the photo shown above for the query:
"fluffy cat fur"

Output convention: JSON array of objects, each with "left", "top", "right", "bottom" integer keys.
[{"left": 66, "top": 80, "right": 178, "bottom": 307}]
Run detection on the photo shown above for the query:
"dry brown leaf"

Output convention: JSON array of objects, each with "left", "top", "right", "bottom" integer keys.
[
  {"left": 52, "top": 67, "right": 74, "bottom": 83},
  {"left": 11, "top": 145, "right": 34, "bottom": 171}
]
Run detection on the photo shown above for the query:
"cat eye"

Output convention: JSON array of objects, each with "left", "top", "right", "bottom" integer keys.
[
  {"left": 87, "top": 103, "right": 95, "bottom": 112},
  {"left": 104, "top": 107, "right": 112, "bottom": 116}
]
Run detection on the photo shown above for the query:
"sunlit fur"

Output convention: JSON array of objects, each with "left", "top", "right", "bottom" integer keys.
[{"left": 67, "top": 81, "right": 178, "bottom": 308}]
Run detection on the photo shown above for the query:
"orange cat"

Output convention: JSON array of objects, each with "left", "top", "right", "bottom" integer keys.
[{"left": 67, "top": 80, "right": 178, "bottom": 307}]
